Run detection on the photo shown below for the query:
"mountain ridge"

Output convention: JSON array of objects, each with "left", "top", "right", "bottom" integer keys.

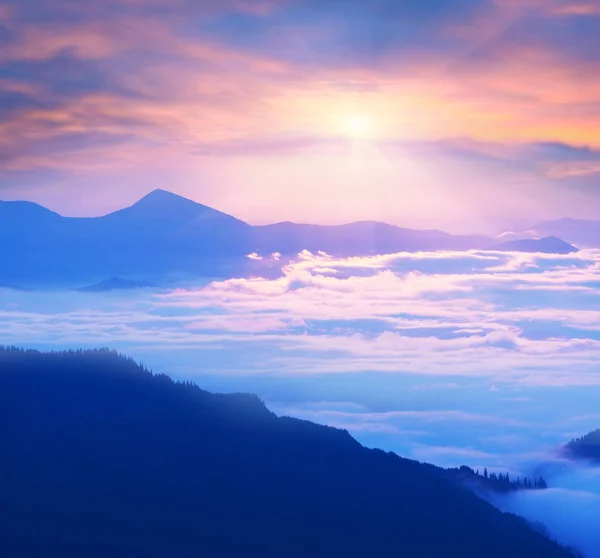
[
  {"left": 0, "top": 190, "right": 584, "bottom": 286},
  {"left": 0, "top": 346, "right": 575, "bottom": 558},
  {"left": 102, "top": 189, "right": 249, "bottom": 226},
  {"left": 490, "top": 236, "right": 579, "bottom": 254},
  {"left": 506, "top": 218, "right": 600, "bottom": 248}
]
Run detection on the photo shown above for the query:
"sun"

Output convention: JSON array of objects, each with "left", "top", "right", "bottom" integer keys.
[{"left": 344, "top": 114, "right": 372, "bottom": 139}]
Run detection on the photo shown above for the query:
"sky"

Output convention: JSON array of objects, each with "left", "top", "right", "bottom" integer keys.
[{"left": 1, "top": 0, "right": 600, "bottom": 233}]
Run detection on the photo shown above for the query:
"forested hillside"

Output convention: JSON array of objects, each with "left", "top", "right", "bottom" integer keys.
[{"left": 0, "top": 347, "right": 573, "bottom": 558}]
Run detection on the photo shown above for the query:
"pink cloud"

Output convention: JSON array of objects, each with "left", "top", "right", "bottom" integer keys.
[
  {"left": 4, "top": 249, "right": 600, "bottom": 386},
  {"left": 550, "top": 1, "right": 600, "bottom": 16}
]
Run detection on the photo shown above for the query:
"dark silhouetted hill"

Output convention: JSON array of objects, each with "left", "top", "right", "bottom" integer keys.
[
  {"left": 490, "top": 236, "right": 579, "bottom": 254},
  {"left": 0, "top": 347, "right": 573, "bottom": 558},
  {"left": 564, "top": 429, "right": 600, "bottom": 461}
]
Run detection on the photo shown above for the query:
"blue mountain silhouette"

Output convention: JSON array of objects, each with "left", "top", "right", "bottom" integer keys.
[
  {"left": 491, "top": 236, "right": 578, "bottom": 254},
  {"left": 0, "top": 190, "right": 579, "bottom": 286}
]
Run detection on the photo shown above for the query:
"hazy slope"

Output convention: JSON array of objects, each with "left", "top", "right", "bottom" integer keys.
[
  {"left": 503, "top": 219, "right": 600, "bottom": 248},
  {"left": 490, "top": 236, "right": 579, "bottom": 254},
  {"left": 534, "top": 219, "right": 600, "bottom": 248},
  {"left": 249, "top": 220, "right": 491, "bottom": 255},
  {"left": 564, "top": 429, "right": 600, "bottom": 461}
]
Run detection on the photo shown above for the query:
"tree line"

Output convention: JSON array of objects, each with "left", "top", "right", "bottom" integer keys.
[{"left": 453, "top": 465, "right": 548, "bottom": 492}]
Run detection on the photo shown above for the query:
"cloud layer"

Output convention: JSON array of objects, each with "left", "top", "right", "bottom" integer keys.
[{"left": 4, "top": 248, "right": 600, "bottom": 383}]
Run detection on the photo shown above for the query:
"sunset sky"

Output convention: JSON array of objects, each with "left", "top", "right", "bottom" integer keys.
[{"left": 1, "top": 0, "right": 600, "bottom": 232}]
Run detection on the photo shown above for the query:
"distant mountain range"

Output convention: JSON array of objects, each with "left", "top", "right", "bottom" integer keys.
[
  {"left": 500, "top": 218, "right": 600, "bottom": 249},
  {"left": 490, "top": 236, "right": 578, "bottom": 254},
  {"left": 0, "top": 189, "right": 583, "bottom": 286},
  {"left": 0, "top": 347, "right": 574, "bottom": 558},
  {"left": 0, "top": 190, "right": 251, "bottom": 286},
  {"left": 532, "top": 219, "right": 600, "bottom": 249}
]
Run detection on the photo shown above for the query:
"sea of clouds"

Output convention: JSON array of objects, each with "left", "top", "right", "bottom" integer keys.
[{"left": 3, "top": 248, "right": 600, "bottom": 555}]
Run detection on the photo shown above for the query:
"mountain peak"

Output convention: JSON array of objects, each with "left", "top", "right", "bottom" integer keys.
[
  {"left": 133, "top": 189, "right": 202, "bottom": 211},
  {"left": 491, "top": 236, "right": 578, "bottom": 254},
  {"left": 141, "top": 188, "right": 188, "bottom": 201},
  {"left": 104, "top": 189, "right": 248, "bottom": 228},
  {"left": 96, "top": 188, "right": 248, "bottom": 232}
]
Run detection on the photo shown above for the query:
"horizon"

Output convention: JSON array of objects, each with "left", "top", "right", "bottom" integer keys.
[{"left": 1, "top": 186, "right": 596, "bottom": 236}]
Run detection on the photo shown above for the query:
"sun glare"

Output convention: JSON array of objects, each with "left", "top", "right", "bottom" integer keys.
[{"left": 345, "top": 114, "right": 372, "bottom": 139}]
